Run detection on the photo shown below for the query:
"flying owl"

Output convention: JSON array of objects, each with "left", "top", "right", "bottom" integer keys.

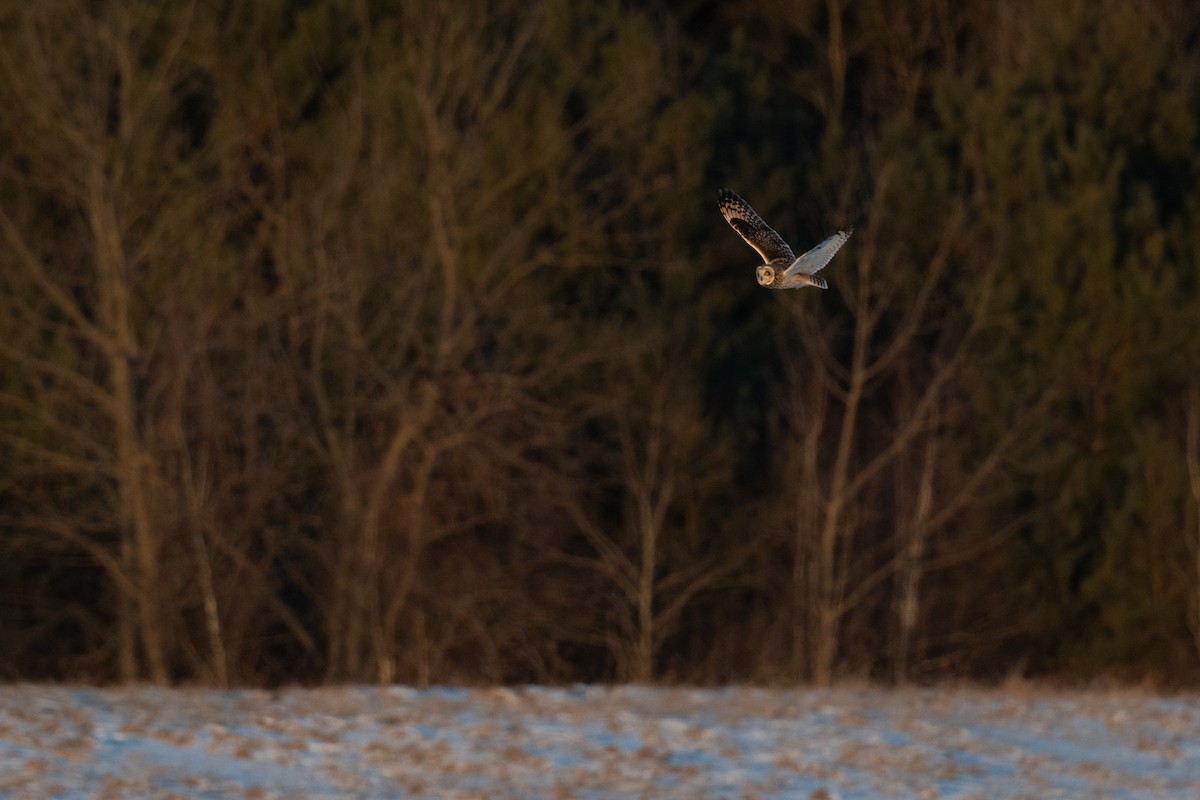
[{"left": 718, "top": 189, "right": 853, "bottom": 289}]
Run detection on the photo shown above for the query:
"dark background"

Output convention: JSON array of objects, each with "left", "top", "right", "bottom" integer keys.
[{"left": 2, "top": 0, "right": 1199, "bottom": 688}]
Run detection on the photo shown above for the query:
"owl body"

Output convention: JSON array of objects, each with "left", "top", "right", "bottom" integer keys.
[
  {"left": 718, "top": 188, "right": 851, "bottom": 290},
  {"left": 757, "top": 259, "right": 828, "bottom": 290}
]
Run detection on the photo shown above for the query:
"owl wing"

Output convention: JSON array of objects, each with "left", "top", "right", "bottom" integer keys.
[
  {"left": 718, "top": 189, "right": 795, "bottom": 264},
  {"left": 783, "top": 227, "right": 853, "bottom": 277}
]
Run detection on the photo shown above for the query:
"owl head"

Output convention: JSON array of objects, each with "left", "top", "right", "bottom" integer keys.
[{"left": 756, "top": 265, "right": 775, "bottom": 286}]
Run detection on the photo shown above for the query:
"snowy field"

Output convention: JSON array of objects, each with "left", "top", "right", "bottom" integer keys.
[{"left": 1, "top": 684, "right": 1198, "bottom": 799}]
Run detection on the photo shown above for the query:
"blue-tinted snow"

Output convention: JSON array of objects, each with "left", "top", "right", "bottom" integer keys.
[{"left": 1, "top": 684, "right": 1198, "bottom": 798}]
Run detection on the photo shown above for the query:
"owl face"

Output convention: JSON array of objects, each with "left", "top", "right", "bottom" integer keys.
[{"left": 756, "top": 265, "right": 776, "bottom": 286}]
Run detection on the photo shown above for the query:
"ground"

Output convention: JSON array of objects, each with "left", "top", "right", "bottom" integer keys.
[{"left": 0, "top": 684, "right": 1197, "bottom": 798}]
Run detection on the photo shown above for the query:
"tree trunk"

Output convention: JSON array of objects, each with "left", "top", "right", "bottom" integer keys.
[
  {"left": 89, "top": 162, "right": 169, "bottom": 685},
  {"left": 1185, "top": 389, "right": 1200, "bottom": 663},
  {"left": 895, "top": 406, "right": 938, "bottom": 684},
  {"left": 811, "top": 308, "right": 868, "bottom": 687}
]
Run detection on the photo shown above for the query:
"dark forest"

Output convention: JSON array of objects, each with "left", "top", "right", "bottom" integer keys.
[{"left": 2, "top": 0, "right": 1199, "bottom": 688}]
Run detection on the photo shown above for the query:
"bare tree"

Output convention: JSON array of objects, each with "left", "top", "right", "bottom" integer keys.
[
  {"left": 771, "top": 171, "right": 1004, "bottom": 684},
  {"left": 212, "top": 0, "right": 705, "bottom": 683},
  {"left": 0, "top": 0, "right": 317, "bottom": 686},
  {"left": 561, "top": 336, "right": 740, "bottom": 682},
  {"left": 0, "top": 1, "right": 216, "bottom": 683}
]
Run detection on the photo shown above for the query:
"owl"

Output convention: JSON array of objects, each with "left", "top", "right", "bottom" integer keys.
[{"left": 718, "top": 189, "right": 852, "bottom": 289}]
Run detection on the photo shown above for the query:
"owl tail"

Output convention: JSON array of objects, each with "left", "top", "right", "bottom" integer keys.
[{"left": 810, "top": 276, "right": 829, "bottom": 290}]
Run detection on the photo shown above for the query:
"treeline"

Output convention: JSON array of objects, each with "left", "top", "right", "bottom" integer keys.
[{"left": 1, "top": 0, "right": 1199, "bottom": 687}]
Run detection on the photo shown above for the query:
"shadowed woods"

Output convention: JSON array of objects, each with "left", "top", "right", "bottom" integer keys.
[{"left": 1, "top": 0, "right": 1199, "bottom": 687}]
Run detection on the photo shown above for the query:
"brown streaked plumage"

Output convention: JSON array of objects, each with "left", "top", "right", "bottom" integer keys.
[{"left": 718, "top": 189, "right": 852, "bottom": 290}]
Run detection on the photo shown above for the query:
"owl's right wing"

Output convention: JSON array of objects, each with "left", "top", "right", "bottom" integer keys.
[
  {"left": 783, "top": 227, "right": 853, "bottom": 277},
  {"left": 718, "top": 189, "right": 795, "bottom": 264}
]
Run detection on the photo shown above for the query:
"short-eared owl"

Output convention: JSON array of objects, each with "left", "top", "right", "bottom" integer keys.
[{"left": 718, "top": 189, "right": 852, "bottom": 290}]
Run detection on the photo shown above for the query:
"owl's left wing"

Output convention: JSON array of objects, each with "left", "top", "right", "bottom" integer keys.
[
  {"left": 718, "top": 189, "right": 795, "bottom": 264},
  {"left": 783, "top": 227, "right": 853, "bottom": 277}
]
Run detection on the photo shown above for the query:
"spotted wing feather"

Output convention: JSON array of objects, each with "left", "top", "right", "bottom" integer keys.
[
  {"left": 717, "top": 189, "right": 795, "bottom": 264},
  {"left": 783, "top": 227, "right": 853, "bottom": 277}
]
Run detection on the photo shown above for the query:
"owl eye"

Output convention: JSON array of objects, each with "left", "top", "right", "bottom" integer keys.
[{"left": 756, "top": 265, "right": 775, "bottom": 286}]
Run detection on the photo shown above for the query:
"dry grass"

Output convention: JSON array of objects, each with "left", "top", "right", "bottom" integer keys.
[{"left": 0, "top": 684, "right": 1197, "bottom": 798}]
